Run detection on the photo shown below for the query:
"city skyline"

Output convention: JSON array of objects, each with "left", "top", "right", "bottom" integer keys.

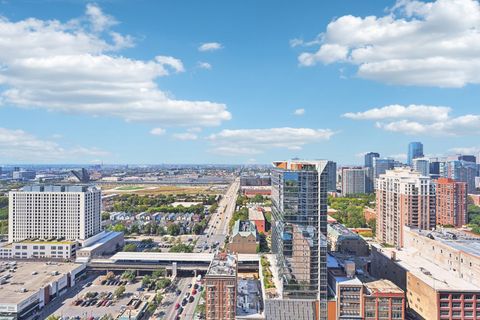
[{"left": 1, "top": 0, "right": 480, "bottom": 165}]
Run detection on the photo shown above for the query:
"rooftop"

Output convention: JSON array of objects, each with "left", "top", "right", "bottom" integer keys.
[
  {"left": 17, "top": 184, "right": 99, "bottom": 193},
  {"left": 248, "top": 207, "right": 265, "bottom": 221},
  {"left": 328, "top": 222, "right": 361, "bottom": 239},
  {"left": 233, "top": 220, "right": 257, "bottom": 238},
  {"left": 373, "top": 243, "right": 480, "bottom": 292},
  {"left": 206, "top": 252, "right": 237, "bottom": 277},
  {"left": 363, "top": 279, "right": 404, "bottom": 295},
  {"left": 0, "top": 261, "right": 83, "bottom": 305}
]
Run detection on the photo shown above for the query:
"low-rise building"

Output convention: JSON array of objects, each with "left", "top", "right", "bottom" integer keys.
[
  {"left": 363, "top": 279, "right": 405, "bottom": 320},
  {"left": 229, "top": 220, "right": 258, "bottom": 254},
  {"left": 0, "top": 240, "right": 77, "bottom": 260},
  {"left": 248, "top": 208, "right": 266, "bottom": 234},
  {"left": 205, "top": 252, "right": 237, "bottom": 320},
  {"left": 327, "top": 223, "right": 369, "bottom": 256}
]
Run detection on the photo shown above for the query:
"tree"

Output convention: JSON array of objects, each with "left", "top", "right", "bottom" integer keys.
[
  {"left": 111, "top": 223, "right": 126, "bottom": 232},
  {"left": 123, "top": 243, "right": 137, "bottom": 252},
  {"left": 147, "top": 301, "right": 157, "bottom": 313},
  {"left": 155, "top": 292, "right": 164, "bottom": 304},
  {"left": 167, "top": 223, "right": 180, "bottom": 236},
  {"left": 142, "top": 275, "right": 152, "bottom": 287},
  {"left": 121, "top": 270, "right": 135, "bottom": 282},
  {"left": 192, "top": 223, "right": 204, "bottom": 235},
  {"left": 156, "top": 278, "right": 171, "bottom": 290},
  {"left": 46, "top": 316, "right": 61, "bottom": 320},
  {"left": 114, "top": 285, "right": 126, "bottom": 298},
  {"left": 101, "top": 212, "right": 110, "bottom": 221},
  {"left": 169, "top": 243, "right": 193, "bottom": 253},
  {"left": 152, "top": 269, "right": 166, "bottom": 279}
]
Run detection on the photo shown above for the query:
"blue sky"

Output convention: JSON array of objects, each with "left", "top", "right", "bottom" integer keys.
[{"left": 1, "top": 0, "right": 480, "bottom": 165}]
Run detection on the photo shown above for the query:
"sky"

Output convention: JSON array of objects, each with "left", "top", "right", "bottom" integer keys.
[{"left": 1, "top": 0, "right": 480, "bottom": 165}]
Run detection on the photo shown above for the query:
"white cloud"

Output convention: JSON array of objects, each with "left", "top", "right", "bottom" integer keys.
[
  {"left": 85, "top": 3, "right": 117, "bottom": 32},
  {"left": 172, "top": 132, "right": 198, "bottom": 140},
  {"left": 389, "top": 153, "right": 407, "bottom": 161},
  {"left": 293, "top": 108, "right": 306, "bottom": 116},
  {"left": 208, "top": 127, "right": 335, "bottom": 156},
  {"left": 343, "top": 104, "right": 450, "bottom": 122},
  {"left": 198, "top": 42, "right": 223, "bottom": 52},
  {"left": 150, "top": 128, "right": 166, "bottom": 135},
  {"left": 0, "top": 127, "right": 108, "bottom": 162},
  {"left": 0, "top": 5, "right": 231, "bottom": 127},
  {"left": 449, "top": 146, "right": 480, "bottom": 154},
  {"left": 297, "top": 0, "right": 480, "bottom": 87},
  {"left": 198, "top": 61, "right": 212, "bottom": 70},
  {"left": 346, "top": 104, "right": 480, "bottom": 136}
]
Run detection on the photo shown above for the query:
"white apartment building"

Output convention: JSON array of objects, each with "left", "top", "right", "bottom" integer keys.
[
  {"left": 341, "top": 167, "right": 367, "bottom": 196},
  {"left": 8, "top": 185, "right": 102, "bottom": 243},
  {"left": 376, "top": 168, "right": 436, "bottom": 247}
]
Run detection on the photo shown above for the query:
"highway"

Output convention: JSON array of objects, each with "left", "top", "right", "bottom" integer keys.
[{"left": 196, "top": 178, "right": 240, "bottom": 253}]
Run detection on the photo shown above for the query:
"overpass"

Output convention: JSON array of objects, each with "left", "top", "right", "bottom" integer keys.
[{"left": 87, "top": 252, "right": 260, "bottom": 273}]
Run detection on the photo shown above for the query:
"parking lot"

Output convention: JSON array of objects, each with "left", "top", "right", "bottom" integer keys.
[{"left": 52, "top": 274, "right": 150, "bottom": 319}]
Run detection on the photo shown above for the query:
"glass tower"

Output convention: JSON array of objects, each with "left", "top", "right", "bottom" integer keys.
[
  {"left": 271, "top": 160, "right": 328, "bottom": 320},
  {"left": 408, "top": 142, "right": 424, "bottom": 166}
]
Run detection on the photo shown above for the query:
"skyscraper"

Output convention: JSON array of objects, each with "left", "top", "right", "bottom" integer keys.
[
  {"left": 408, "top": 142, "right": 424, "bottom": 166},
  {"left": 341, "top": 167, "right": 367, "bottom": 196},
  {"left": 458, "top": 155, "right": 476, "bottom": 163},
  {"left": 445, "top": 160, "right": 478, "bottom": 193},
  {"left": 326, "top": 161, "right": 337, "bottom": 192},
  {"left": 373, "top": 158, "right": 395, "bottom": 178},
  {"left": 270, "top": 160, "right": 329, "bottom": 320},
  {"left": 364, "top": 152, "right": 380, "bottom": 168},
  {"left": 413, "top": 158, "right": 430, "bottom": 176},
  {"left": 8, "top": 185, "right": 102, "bottom": 243},
  {"left": 376, "top": 168, "right": 436, "bottom": 247},
  {"left": 436, "top": 178, "right": 467, "bottom": 227}
]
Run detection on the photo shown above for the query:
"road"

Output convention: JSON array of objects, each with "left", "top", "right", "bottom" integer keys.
[
  {"left": 160, "top": 276, "right": 202, "bottom": 320},
  {"left": 195, "top": 178, "right": 240, "bottom": 253}
]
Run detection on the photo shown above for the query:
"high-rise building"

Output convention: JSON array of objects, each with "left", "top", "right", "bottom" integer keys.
[
  {"left": 270, "top": 160, "right": 329, "bottom": 319},
  {"left": 412, "top": 158, "right": 430, "bottom": 176},
  {"left": 376, "top": 168, "right": 435, "bottom": 247},
  {"left": 341, "top": 167, "right": 367, "bottom": 196},
  {"left": 436, "top": 178, "right": 467, "bottom": 227},
  {"left": 364, "top": 152, "right": 380, "bottom": 168},
  {"left": 326, "top": 161, "right": 337, "bottom": 192},
  {"left": 445, "top": 160, "right": 478, "bottom": 193},
  {"left": 373, "top": 158, "right": 395, "bottom": 178},
  {"left": 364, "top": 153, "right": 380, "bottom": 193},
  {"left": 458, "top": 155, "right": 476, "bottom": 163},
  {"left": 8, "top": 185, "right": 102, "bottom": 243},
  {"left": 205, "top": 252, "right": 237, "bottom": 320},
  {"left": 429, "top": 159, "right": 443, "bottom": 179},
  {"left": 407, "top": 142, "right": 424, "bottom": 166}
]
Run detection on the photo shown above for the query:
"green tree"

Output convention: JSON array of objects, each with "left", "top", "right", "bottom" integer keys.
[
  {"left": 123, "top": 243, "right": 137, "bottom": 252},
  {"left": 142, "top": 275, "right": 152, "bottom": 287},
  {"left": 101, "top": 212, "right": 110, "bottom": 221},
  {"left": 169, "top": 243, "right": 193, "bottom": 253},
  {"left": 155, "top": 292, "right": 164, "bottom": 304},
  {"left": 46, "top": 316, "right": 61, "bottom": 320},
  {"left": 114, "top": 285, "right": 125, "bottom": 298},
  {"left": 152, "top": 269, "right": 166, "bottom": 279},
  {"left": 121, "top": 270, "right": 135, "bottom": 282},
  {"left": 167, "top": 223, "right": 181, "bottom": 236},
  {"left": 155, "top": 278, "right": 171, "bottom": 290}
]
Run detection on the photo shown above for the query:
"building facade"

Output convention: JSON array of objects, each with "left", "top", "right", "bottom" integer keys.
[
  {"left": 205, "top": 253, "right": 237, "bottom": 320},
  {"left": 408, "top": 142, "right": 424, "bottom": 166},
  {"left": 341, "top": 167, "right": 367, "bottom": 196},
  {"left": 271, "top": 160, "right": 329, "bottom": 319},
  {"left": 445, "top": 160, "right": 478, "bottom": 194},
  {"left": 435, "top": 178, "right": 467, "bottom": 227},
  {"left": 413, "top": 158, "right": 430, "bottom": 176},
  {"left": 376, "top": 168, "right": 436, "bottom": 247},
  {"left": 363, "top": 280, "right": 405, "bottom": 320},
  {"left": 8, "top": 185, "right": 102, "bottom": 243},
  {"left": 228, "top": 220, "right": 258, "bottom": 254}
]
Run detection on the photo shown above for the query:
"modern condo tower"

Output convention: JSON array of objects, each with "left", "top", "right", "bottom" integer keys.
[
  {"left": 407, "top": 142, "right": 424, "bottom": 166},
  {"left": 270, "top": 160, "right": 329, "bottom": 320}
]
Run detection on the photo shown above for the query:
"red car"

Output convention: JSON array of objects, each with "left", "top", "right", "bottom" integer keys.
[
  {"left": 191, "top": 289, "right": 197, "bottom": 295},
  {"left": 175, "top": 303, "right": 180, "bottom": 310}
]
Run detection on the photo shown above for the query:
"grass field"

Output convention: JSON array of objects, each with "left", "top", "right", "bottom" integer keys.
[{"left": 102, "top": 184, "right": 225, "bottom": 195}]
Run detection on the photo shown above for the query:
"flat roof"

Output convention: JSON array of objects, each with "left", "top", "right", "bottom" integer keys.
[
  {"left": 248, "top": 207, "right": 265, "bottom": 221},
  {"left": 364, "top": 279, "right": 403, "bottom": 295},
  {"left": 373, "top": 244, "right": 480, "bottom": 292},
  {"left": 0, "top": 261, "right": 83, "bottom": 305},
  {"left": 207, "top": 253, "right": 237, "bottom": 277},
  {"left": 409, "top": 228, "right": 480, "bottom": 257},
  {"left": 77, "top": 231, "right": 123, "bottom": 253},
  {"left": 108, "top": 252, "right": 259, "bottom": 263}
]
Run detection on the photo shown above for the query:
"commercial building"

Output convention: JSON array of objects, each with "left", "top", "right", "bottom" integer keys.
[
  {"left": 341, "top": 167, "right": 367, "bottom": 196},
  {"left": 408, "top": 142, "right": 424, "bottom": 166},
  {"left": 436, "top": 178, "right": 467, "bottom": 227},
  {"left": 413, "top": 157, "right": 430, "bottom": 176},
  {"left": 0, "top": 240, "right": 77, "bottom": 260},
  {"left": 0, "top": 261, "right": 85, "bottom": 320},
  {"left": 363, "top": 280, "right": 405, "bottom": 320},
  {"left": 365, "top": 152, "right": 380, "bottom": 168},
  {"left": 373, "top": 158, "right": 395, "bottom": 179},
  {"left": 205, "top": 252, "right": 237, "bottom": 320},
  {"left": 270, "top": 160, "right": 329, "bottom": 320},
  {"left": 240, "top": 175, "right": 271, "bottom": 187},
  {"left": 8, "top": 185, "right": 102, "bottom": 243},
  {"left": 371, "top": 242, "right": 480, "bottom": 320},
  {"left": 326, "top": 161, "right": 337, "bottom": 192},
  {"left": 365, "top": 153, "right": 380, "bottom": 193},
  {"left": 228, "top": 220, "right": 258, "bottom": 254},
  {"left": 327, "top": 223, "right": 369, "bottom": 256},
  {"left": 12, "top": 170, "right": 36, "bottom": 181},
  {"left": 248, "top": 207, "right": 266, "bottom": 234},
  {"left": 459, "top": 155, "right": 477, "bottom": 163},
  {"left": 376, "top": 168, "right": 436, "bottom": 247}
]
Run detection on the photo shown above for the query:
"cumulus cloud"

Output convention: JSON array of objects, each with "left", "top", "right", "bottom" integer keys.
[
  {"left": 150, "top": 128, "right": 166, "bottom": 135},
  {"left": 345, "top": 104, "right": 480, "bottom": 136},
  {"left": 0, "top": 127, "right": 108, "bottom": 162},
  {"left": 293, "top": 108, "right": 306, "bottom": 116},
  {"left": 208, "top": 127, "right": 335, "bottom": 156},
  {"left": 297, "top": 0, "right": 480, "bottom": 87},
  {"left": 172, "top": 132, "right": 198, "bottom": 140},
  {"left": 198, "top": 61, "right": 212, "bottom": 70},
  {"left": 198, "top": 42, "right": 223, "bottom": 52},
  {"left": 0, "top": 5, "right": 231, "bottom": 127}
]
